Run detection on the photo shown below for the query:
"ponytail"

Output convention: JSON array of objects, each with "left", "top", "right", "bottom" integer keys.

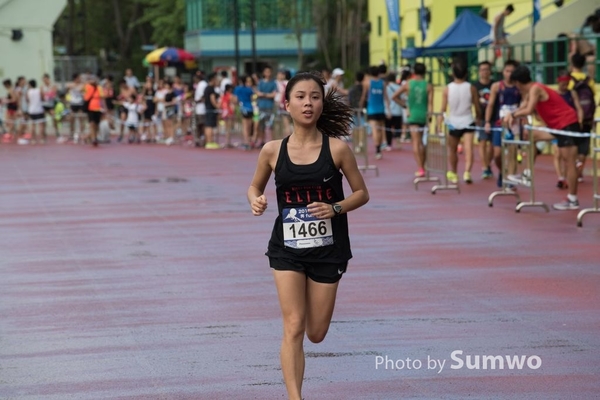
[
  {"left": 318, "top": 88, "right": 353, "bottom": 138},
  {"left": 285, "top": 71, "right": 353, "bottom": 139}
]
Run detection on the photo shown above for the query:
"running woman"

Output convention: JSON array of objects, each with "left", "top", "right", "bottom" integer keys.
[
  {"left": 41, "top": 73, "right": 58, "bottom": 136},
  {"left": 392, "top": 62, "right": 433, "bottom": 177},
  {"left": 83, "top": 76, "right": 105, "bottom": 147},
  {"left": 384, "top": 72, "right": 403, "bottom": 150},
  {"left": 162, "top": 81, "right": 177, "bottom": 145},
  {"left": 554, "top": 72, "right": 584, "bottom": 189},
  {"left": 116, "top": 79, "right": 135, "bottom": 142},
  {"left": 123, "top": 93, "right": 144, "bottom": 144},
  {"left": 233, "top": 75, "right": 256, "bottom": 150},
  {"left": 398, "top": 66, "right": 412, "bottom": 143},
  {"left": 16, "top": 76, "right": 28, "bottom": 142},
  {"left": 484, "top": 60, "right": 521, "bottom": 187},
  {"left": 219, "top": 83, "right": 235, "bottom": 148},
  {"left": 247, "top": 72, "right": 369, "bottom": 400},
  {"left": 103, "top": 75, "right": 116, "bottom": 131},
  {"left": 2, "top": 79, "right": 19, "bottom": 140},
  {"left": 359, "top": 65, "right": 390, "bottom": 159},
  {"left": 438, "top": 61, "right": 481, "bottom": 184},
  {"left": 473, "top": 61, "right": 494, "bottom": 179},
  {"left": 27, "top": 80, "right": 46, "bottom": 144},
  {"left": 203, "top": 72, "right": 220, "bottom": 149},
  {"left": 568, "top": 52, "right": 596, "bottom": 182},
  {"left": 141, "top": 77, "right": 157, "bottom": 142},
  {"left": 66, "top": 73, "right": 86, "bottom": 141},
  {"left": 503, "top": 65, "right": 583, "bottom": 210}
]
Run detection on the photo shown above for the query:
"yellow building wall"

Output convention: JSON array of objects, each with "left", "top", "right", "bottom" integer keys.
[
  {"left": 369, "top": 0, "right": 575, "bottom": 69},
  {"left": 367, "top": 1, "right": 396, "bottom": 68}
]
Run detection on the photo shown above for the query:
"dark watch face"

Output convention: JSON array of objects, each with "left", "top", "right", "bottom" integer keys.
[{"left": 333, "top": 204, "right": 342, "bottom": 214}]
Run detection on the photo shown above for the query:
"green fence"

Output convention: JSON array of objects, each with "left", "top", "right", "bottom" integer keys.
[{"left": 403, "top": 35, "right": 600, "bottom": 86}]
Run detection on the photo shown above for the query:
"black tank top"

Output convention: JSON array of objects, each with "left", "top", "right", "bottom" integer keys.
[
  {"left": 266, "top": 134, "right": 352, "bottom": 263},
  {"left": 7, "top": 92, "right": 17, "bottom": 111}
]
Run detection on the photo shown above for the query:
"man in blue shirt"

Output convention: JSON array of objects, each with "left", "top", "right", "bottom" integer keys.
[
  {"left": 255, "top": 66, "right": 277, "bottom": 147},
  {"left": 233, "top": 75, "right": 256, "bottom": 150}
]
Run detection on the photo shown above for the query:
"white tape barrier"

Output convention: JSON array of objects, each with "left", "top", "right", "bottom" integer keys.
[{"left": 523, "top": 124, "right": 592, "bottom": 138}]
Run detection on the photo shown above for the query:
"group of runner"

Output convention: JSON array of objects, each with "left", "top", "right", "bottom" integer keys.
[
  {"left": 0, "top": 66, "right": 297, "bottom": 150},
  {"left": 2, "top": 74, "right": 60, "bottom": 145},
  {"left": 244, "top": 57, "right": 597, "bottom": 397},
  {"left": 349, "top": 53, "right": 595, "bottom": 211},
  {"left": 451, "top": 53, "right": 595, "bottom": 211}
]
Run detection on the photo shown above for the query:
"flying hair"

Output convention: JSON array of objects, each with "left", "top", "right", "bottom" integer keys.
[{"left": 285, "top": 71, "right": 353, "bottom": 138}]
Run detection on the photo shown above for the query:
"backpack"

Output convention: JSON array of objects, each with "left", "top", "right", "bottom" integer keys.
[{"left": 571, "top": 75, "right": 596, "bottom": 123}]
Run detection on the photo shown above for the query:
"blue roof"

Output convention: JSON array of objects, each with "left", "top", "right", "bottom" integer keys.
[{"left": 402, "top": 10, "right": 492, "bottom": 58}]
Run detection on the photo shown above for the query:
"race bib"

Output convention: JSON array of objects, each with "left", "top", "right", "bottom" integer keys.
[{"left": 282, "top": 207, "right": 333, "bottom": 249}]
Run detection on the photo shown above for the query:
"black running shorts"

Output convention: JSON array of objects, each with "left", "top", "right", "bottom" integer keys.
[{"left": 268, "top": 257, "right": 347, "bottom": 284}]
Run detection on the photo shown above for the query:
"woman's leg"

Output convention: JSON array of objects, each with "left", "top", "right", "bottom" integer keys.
[
  {"left": 40, "top": 120, "right": 47, "bottom": 142},
  {"left": 119, "top": 112, "right": 126, "bottom": 141},
  {"left": 242, "top": 118, "right": 251, "bottom": 145},
  {"left": 273, "top": 270, "right": 307, "bottom": 400},
  {"left": 370, "top": 120, "right": 381, "bottom": 153},
  {"left": 305, "top": 278, "right": 340, "bottom": 344},
  {"left": 410, "top": 126, "right": 424, "bottom": 171},
  {"left": 463, "top": 133, "right": 474, "bottom": 173},
  {"left": 90, "top": 122, "right": 98, "bottom": 145},
  {"left": 447, "top": 134, "right": 460, "bottom": 173},
  {"left": 552, "top": 144, "right": 562, "bottom": 180}
]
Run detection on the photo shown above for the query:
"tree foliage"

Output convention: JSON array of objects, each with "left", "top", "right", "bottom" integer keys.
[
  {"left": 52, "top": 0, "right": 368, "bottom": 78},
  {"left": 135, "top": 0, "right": 186, "bottom": 47}
]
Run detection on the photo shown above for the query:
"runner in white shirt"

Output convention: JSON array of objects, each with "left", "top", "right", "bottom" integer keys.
[
  {"left": 218, "top": 70, "right": 232, "bottom": 94},
  {"left": 123, "top": 94, "right": 144, "bottom": 144},
  {"left": 153, "top": 79, "right": 168, "bottom": 142},
  {"left": 437, "top": 62, "right": 481, "bottom": 184},
  {"left": 41, "top": 73, "right": 58, "bottom": 135},
  {"left": 27, "top": 79, "right": 46, "bottom": 144},
  {"left": 66, "top": 73, "right": 86, "bottom": 140},
  {"left": 194, "top": 78, "right": 208, "bottom": 146}
]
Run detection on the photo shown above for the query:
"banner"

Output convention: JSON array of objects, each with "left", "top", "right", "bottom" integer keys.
[
  {"left": 420, "top": 0, "right": 428, "bottom": 42},
  {"left": 385, "top": 0, "right": 400, "bottom": 33},
  {"left": 533, "top": 0, "right": 541, "bottom": 25}
]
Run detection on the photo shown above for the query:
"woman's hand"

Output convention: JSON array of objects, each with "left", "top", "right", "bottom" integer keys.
[
  {"left": 307, "top": 202, "right": 334, "bottom": 219},
  {"left": 251, "top": 195, "right": 268, "bottom": 216}
]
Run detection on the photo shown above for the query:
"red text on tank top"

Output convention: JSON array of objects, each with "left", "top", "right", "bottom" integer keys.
[{"left": 533, "top": 83, "right": 578, "bottom": 129}]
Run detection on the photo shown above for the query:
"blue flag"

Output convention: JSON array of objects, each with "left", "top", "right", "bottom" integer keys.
[
  {"left": 533, "top": 0, "right": 541, "bottom": 25},
  {"left": 385, "top": 0, "right": 400, "bottom": 33},
  {"left": 419, "top": 0, "right": 427, "bottom": 42}
]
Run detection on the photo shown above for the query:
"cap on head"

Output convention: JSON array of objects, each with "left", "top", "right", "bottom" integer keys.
[{"left": 332, "top": 68, "right": 344, "bottom": 77}]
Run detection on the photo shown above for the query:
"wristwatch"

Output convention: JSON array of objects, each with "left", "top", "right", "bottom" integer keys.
[{"left": 332, "top": 203, "right": 343, "bottom": 215}]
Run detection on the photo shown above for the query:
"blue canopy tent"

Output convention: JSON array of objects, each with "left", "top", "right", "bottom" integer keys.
[{"left": 402, "top": 10, "right": 492, "bottom": 59}]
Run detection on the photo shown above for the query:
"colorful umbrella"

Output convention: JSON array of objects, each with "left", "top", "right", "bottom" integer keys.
[{"left": 144, "top": 47, "right": 196, "bottom": 66}]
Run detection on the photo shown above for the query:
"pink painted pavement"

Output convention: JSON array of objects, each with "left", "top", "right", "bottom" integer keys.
[{"left": 0, "top": 140, "right": 599, "bottom": 399}]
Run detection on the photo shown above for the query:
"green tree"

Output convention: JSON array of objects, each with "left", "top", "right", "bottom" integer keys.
[{"left": 136, "top": 0, "right": 186, "bottom": 47}]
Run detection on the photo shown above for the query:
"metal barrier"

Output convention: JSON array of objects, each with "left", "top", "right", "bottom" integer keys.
[
  {"left": 488, "top": 125, "right": 549, "bottom": 212},
  {"left": 577, "top": 121, "right": 600, "bottom": 226},
  {"left": 270, "top": 110, "right": 290, "bottom": 141},
  {"left": 352, "top": 109, "right": 379, "bottom": 176},
  {"left": 414, "top": 117, "right": 458, "bottom": 194}
]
